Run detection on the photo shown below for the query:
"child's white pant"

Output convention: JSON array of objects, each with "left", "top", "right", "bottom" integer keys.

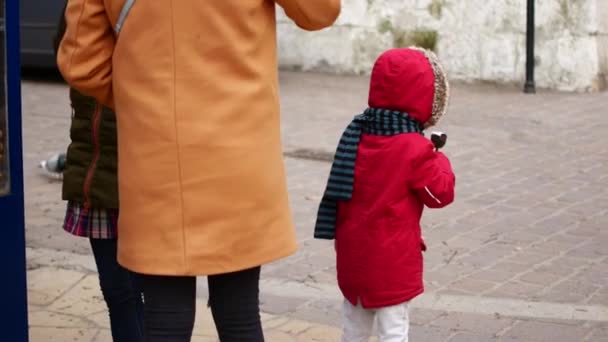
[{"left": 342, "top": 299, "right": 409, "bottom": 342}]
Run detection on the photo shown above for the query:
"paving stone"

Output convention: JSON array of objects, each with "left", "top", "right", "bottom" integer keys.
[
  {"left": 263, "top": 316, "right": 291, "bottom": 330},
  {"left": 547, "top": 277, "right": 600, "bottom": 297},
  {"left": 47, "top": 274, "right": 106, "bottom": 317},
  {"left": 503, "top": 252, "right": 552, "bottom": 267},
  {"left": 436, "top": 289, "right": 477, "bottom": 297},
  {"left": 264, "top": 330, "right": 297, "bottom": 342},
  {"left": 287, "top": 298, "right": 342, "bottom": 328},
  {"left": 566, "top": 242, "right": 607, "bottom": 260},
  {"left": 529, "top": 240, "right": 583, "bottom": 256},
  {"left": 567, "top": 223, "right": 607, "bottom": 238},
  {"left": 26, "top": 247, "right": 98, "bottom": 273},
  {"left": 277, "top": 320, "right": 314, "bottom": 335},
  {"left": 586, "top": 292, "right": 608, "bottom": 306},
  {"left": 409, "top": 325, "right": 453, "bottom": 342},
  {"left": 518, "top": 271, "right": 565, "bottom": 286},
  {"left": 584, "top": 323, "right": 608, "bottom": 341},
  {"left": 27, "top": 267, "right": 86, "bottom": 306},
  {"left": 470, "top": 269, "right": 517, "bottom": 283},
  {"left": 308, "top": 268, "right": 338, "bottom": 284},
  {"left": 92, "top": 329, "right": 112, "bottom": 342},
  {"left": 443, "top": 235, "right": 484, "bottom": 250},
  {"left": 296, "top": 324, "right": 341, "bottom": 342},
  {"left": 28, "top": 310, "right": 94, "bottom": 328},
  {"left": 29, "top": 327, "right": 98, "bottom": 342},
  {"left": 488, "top": 281, "right": 545, "bottom": 300},
  {"left": 86, "top": 311, "right": 110, "bottom": 330},
  {"left": 490, "top": 261, "right": 535, "bottom": 275},
  {"left": 502, "top": 320, "right": 590, "bottom": 342},
  {"left": 261, "top": 293, "right": 309, "bottom": 315},
  {"left": 409, "top": 308, "right": 445, "bottom": 327},
  {"left": 429, "top": 312, "right": 514, "bottom": 336},
  {"left": 459, "top": 244, "right": 515, "bottom": 267},
  {"left": 448, "top": 333, "right": 499, "bottom": 341},
  {"left": 192, "top": 300, "right": 218, "bottom": 338},
  {"left": 28, "top": 290, "right": 58, "bottom": 308},
  {"left": 537, "top": 290, "right": 588, "bottom": 305},
  {"left": 267, "top": 259, "right": 328, "bottom": 284},
  {"left": 498, "top": 231, "right": 544, "bottom": 247},
  {"left": 431, "top": 263, "right": 478, "bottom": 279},
  {"left": 545, "top": 233, "right": 589, "bottom": 245},
  {"left": 448, "top": 278, "right": 499, "bottom": 294},
  {"left": 534, "top": 262, "right": 583, "bottom": 280}
]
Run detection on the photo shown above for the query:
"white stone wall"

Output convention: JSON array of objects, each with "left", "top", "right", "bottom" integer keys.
[{"left": 277, "top": 0, "right": 608, "bottom": 91}]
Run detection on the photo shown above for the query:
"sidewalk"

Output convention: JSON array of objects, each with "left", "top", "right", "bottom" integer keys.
[
  {"left": 27, "top": 248, "right": 342, "bottom": 342},
  {"left": 22, "top": 72, "right": 608, "bottom": 341}
]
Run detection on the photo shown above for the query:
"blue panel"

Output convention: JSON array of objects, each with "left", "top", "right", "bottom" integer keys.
[{"left": 0, "top": 0, "right": 29, "bottom": 339}]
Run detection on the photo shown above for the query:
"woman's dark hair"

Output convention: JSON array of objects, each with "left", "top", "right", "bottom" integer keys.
[{"left": 53, "top": 2, "right": 68, "bottom": 56}]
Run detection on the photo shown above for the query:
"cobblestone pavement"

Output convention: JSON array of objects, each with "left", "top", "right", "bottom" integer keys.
[{"left": 22, "top": 72, "right": 608, "bottom": 341}]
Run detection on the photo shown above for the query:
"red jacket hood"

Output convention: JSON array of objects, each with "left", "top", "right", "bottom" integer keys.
[{"left": 368, "top": 48, "right": 449, "bottom": 126}]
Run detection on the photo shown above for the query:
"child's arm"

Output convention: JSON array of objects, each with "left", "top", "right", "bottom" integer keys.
[
  {"left": 275, "top": 0, "right": 341, "bottom": 31},
  {"left": 57, "top": 0, "right": 115, "bottom": 109},
  {"left": 410, "top": 139, "right": 455, "bottom": 209}
]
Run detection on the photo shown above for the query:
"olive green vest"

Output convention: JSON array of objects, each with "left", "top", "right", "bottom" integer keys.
[{"left": 61, "top": 89, "right": 118, "bottom": 209}]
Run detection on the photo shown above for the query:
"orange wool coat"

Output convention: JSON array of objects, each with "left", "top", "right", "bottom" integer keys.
[{"left": 58, "top": 0, "right": 341, "bottom": 276}]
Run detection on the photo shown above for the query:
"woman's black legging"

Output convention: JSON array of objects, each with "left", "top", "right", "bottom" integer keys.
[{"left": 138, "top": 266, "right": 264, "bottom": 342}]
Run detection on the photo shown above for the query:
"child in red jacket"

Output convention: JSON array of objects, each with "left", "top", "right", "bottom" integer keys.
[{"left": 314, "top": 48, "right": 455, "bottom": 342}]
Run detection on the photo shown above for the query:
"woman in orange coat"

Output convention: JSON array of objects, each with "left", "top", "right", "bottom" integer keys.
[{"left": 58, "top": 1, "right": 340, "bottom": 341}]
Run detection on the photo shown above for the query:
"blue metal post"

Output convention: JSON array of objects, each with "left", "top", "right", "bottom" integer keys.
[{"left": 0, "top": 0, "right": 29, "bottom": 340}]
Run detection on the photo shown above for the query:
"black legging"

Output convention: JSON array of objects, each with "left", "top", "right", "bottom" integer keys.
[
  {"left": 90, "top": 239, "right": 144, "bottom": 342},
  {"left": 138, "top": 266, "right": 263, "bottom": 342}
]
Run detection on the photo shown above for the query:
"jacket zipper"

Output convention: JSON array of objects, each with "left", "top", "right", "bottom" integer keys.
[{"left": 82, "top": 103, "right": 103, "bottom": 212}]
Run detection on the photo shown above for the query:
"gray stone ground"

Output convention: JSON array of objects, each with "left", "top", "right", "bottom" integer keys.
[{"left": 22, "top": 71, "right": 608, "bottom": 341}]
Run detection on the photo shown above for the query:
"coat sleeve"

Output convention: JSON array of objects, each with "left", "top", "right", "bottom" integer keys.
[
  {"left": 410, "top": 139, "right": 456, "bottom": 209},
  {"left": 57, "top": 0, "right": 115, "bottom": 109},
  {"left": 275, "top": 0, "right": 341, "bottom": 31}
]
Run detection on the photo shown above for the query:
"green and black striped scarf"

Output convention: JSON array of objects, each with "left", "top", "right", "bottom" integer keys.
[{"left": 314, "top": 108, "right": 423, "bottom": 239}]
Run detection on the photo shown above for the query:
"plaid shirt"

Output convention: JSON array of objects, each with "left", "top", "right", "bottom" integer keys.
[{"left": 63, "top": 201, "right": 118, "bottom": 239}]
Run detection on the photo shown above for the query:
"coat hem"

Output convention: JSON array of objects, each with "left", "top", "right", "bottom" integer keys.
[
  {"left": 344, "top": 288, "right": 424, "bottom": 310},
  {"left": 117, "top": 242, "right": 298, "bottom": 276}
]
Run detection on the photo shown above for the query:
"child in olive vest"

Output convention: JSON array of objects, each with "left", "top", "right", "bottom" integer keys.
[{"left": 53, "top": 5, "right": 143, "bottom": 341}]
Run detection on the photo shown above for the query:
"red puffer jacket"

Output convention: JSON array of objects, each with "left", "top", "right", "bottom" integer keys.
[{"left": 335, "top": 48, "right": 455, "bottom": 309}]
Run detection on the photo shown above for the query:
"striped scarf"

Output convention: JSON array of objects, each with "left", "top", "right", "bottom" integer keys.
[{"left": 314, "top": 108, "right": 423, "bottom": 239}]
